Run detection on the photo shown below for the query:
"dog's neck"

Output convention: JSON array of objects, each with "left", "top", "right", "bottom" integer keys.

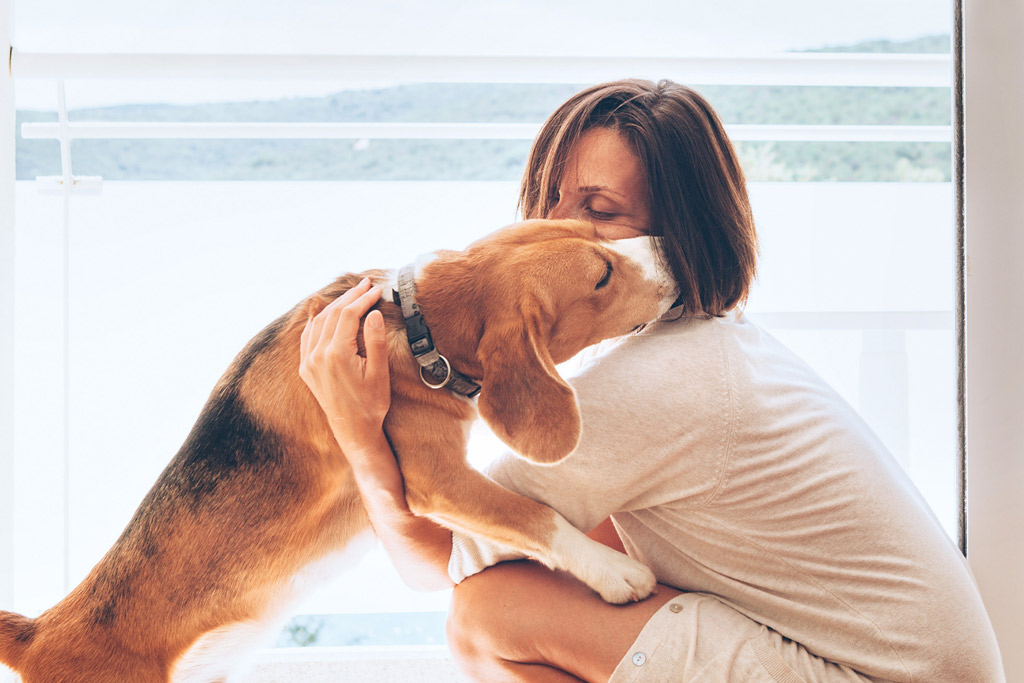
[
  {"left": 390, "top": 254, "right": 486, "bottom": 384},
  {"left": 394, "top": 262, "right": 481, "bottom": 398}
]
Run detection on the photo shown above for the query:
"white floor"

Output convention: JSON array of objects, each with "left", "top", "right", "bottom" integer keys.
[
  {"left": 1, "top": 647, "right": 464, "bottom": 682},
  {"left": 246, "top": 647, "right": 462, "bottom": 682}
]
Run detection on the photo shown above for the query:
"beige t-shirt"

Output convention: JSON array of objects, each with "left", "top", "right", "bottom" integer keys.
[{"left": 449, "top": 311, "right": 1003, "bottom": 682}]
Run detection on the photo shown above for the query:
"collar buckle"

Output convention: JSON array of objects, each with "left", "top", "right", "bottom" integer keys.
[{"left": 404, "top": 310, "right": 435, "bottom": 358}]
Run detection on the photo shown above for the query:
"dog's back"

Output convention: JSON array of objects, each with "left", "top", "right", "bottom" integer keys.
[{"left": 0, "top": 611, "right": 33, "bottom": 674}]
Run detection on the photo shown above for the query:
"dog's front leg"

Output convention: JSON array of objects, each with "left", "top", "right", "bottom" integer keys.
[{"left": 400, "top": 460, "right": 657, "bottom": 604}]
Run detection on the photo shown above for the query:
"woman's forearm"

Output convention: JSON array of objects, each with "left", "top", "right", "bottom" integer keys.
[
  {"left": 341, "top": 428, "right": 455, "bottom": 591},
  {"left": 300, "top": 280, "right": 454, "bottom": 592}
]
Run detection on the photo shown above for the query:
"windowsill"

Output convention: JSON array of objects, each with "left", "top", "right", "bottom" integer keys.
[
  {"left": 246, "top": 646, "right": 460, "bottom": 682},
  {"left": 1, "top": 647, "right": 460, "bottom": 683}
]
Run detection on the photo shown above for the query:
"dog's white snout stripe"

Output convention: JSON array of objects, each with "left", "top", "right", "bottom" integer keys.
[{"left": 606, "top": 237, "right": 679, "bottom": 307}]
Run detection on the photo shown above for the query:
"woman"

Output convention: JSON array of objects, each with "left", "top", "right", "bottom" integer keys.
[{"left": 299, "top": 80, "right": 1003, "bottom": 682}]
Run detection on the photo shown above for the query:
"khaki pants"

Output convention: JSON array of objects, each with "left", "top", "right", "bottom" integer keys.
[{"left": 609, "top": 594, "right": 874, "bottom": 683}]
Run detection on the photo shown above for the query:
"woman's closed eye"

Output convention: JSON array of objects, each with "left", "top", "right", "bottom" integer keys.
[{"left": 585, "top": 206, "right": 618, "bottom": 221}]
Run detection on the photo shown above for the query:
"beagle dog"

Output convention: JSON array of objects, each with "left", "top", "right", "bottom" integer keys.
[{"left": 0, "top": 219, "right": 678, "bottom": 682}]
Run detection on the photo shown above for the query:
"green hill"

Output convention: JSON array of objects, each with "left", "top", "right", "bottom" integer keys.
[{"left": 803, "top": 34, "right": 950, "bottom": 54}]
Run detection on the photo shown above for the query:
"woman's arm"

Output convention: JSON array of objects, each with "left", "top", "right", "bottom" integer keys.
[{"left": 299, "top": 278, "right": 454, "bottom": 591}]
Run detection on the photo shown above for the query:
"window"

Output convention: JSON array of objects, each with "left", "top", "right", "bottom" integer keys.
[{"left": 4, "top": 0, "right": 957, "bottom": 675}]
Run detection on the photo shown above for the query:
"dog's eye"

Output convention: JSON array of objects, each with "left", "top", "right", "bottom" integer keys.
[{"left": 595, "top": 260, "right": 613, "bottom": 290}]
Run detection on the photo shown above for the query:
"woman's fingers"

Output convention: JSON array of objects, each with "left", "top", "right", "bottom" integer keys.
[
  {"left": 363, "top": 309, "right": 390, "bottom": 394},
  {"left": 332, "top": 286, "right": 384, "bottom": 355},
  {"left": 305, "top": 277, "right": 374, "bottom": 353},
  {"left": 297, "top": 280, "right": 392, "bottom": 444},
  {"left": 302, "top": 278, "right": 375, "bottom": 362},
  {"left": 299, "top": 277, "right": 387, "bottom": 395}
]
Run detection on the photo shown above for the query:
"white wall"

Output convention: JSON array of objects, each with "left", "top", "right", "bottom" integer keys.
[{"left": 964, "top": 0, "right": 1024, "bottom": 679}]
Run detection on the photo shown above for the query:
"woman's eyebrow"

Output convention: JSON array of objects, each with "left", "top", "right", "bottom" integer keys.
[{"left": 576, "top": 185, "right": 626, "bottom": 198}]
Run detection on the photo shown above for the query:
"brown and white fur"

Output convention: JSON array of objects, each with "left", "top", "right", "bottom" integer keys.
[{"left": 0, "top": 219, "right": 678, "bottom": 683}]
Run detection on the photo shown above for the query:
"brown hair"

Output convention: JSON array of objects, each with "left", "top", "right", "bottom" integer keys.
[{"left": 519, "top": 79, "right": 758, "bottom": 316}]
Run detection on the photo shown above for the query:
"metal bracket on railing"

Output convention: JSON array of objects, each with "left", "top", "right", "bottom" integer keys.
[{"left": 34, "top": 175, "right": 103, "bottom": 195}]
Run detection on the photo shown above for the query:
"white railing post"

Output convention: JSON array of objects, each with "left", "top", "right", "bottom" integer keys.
[
  {"left": 858, "top": 330, "right": 910, "bottom": 467},
  {"left": 964, "top": 0, "right": 1024, "bottom": 677},
  {"left": 1, "top": 0, "right": 16, "bottom": 613}
]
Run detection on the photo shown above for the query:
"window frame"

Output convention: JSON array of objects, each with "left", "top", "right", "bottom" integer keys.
[{"left": 960, "top": 0, "right": 1024, "bottom": 678}]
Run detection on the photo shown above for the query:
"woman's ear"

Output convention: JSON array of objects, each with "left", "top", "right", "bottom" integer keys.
[{"left": 476, "top": 314, "right": 582, "bottom": 464}]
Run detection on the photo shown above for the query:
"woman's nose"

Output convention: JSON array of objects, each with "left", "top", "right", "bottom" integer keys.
[{"left": 547, "top": 200, "right": 576, "bottom": 220}]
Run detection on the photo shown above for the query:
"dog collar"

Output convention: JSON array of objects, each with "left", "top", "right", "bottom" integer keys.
[{"left": 394, "top": 263, "right": 482, "bottom": 399}]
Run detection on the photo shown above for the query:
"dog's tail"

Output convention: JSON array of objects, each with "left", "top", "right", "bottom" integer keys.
[{"left": 0, "top": 609, "right": 34, "bottom": 672}]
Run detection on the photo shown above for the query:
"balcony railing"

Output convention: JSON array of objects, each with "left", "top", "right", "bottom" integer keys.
[{"left": 12, "top": 50, "right": 953, "bottom": 192}]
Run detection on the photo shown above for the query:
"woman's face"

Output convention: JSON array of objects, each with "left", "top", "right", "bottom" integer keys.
[{"left": 547, "top": 127, "right": 651, "bottom": 240}]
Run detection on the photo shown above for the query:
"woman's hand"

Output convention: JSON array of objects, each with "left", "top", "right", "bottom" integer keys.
[
  {"left": 298, "top": 276, "right": 405, "bottom": 510},
  {"left": 299, "top": 277, "right": 390, "bottom": 457}
]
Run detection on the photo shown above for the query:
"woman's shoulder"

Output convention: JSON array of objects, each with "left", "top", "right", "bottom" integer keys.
[
  {"left": 566, "top": 309, "right": 742, "bottom": 403},
  {"left": 568, "top": 309, "right": 809, "bottom": 411},
  {"left": 582, "top": 309, "right": 747, "bottom": 365}
]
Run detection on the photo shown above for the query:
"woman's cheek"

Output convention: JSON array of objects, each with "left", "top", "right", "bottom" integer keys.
[{"left": 595, "top": 223, "right": 648, "bottom": 240}]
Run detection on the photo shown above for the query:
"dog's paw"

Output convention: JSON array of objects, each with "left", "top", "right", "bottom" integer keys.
[
  {"left": 585, "top": 544, "right": 658, "bottom": 604},
  {"left": 547, "top": 514, "right": 657, "bottom": 604}
]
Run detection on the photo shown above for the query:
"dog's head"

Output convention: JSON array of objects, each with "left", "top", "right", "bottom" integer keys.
[{"left": 447, "top": 219, "right": 679, "bottom": 464}]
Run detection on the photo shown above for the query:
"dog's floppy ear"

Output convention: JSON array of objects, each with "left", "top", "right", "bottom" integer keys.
[{"left": 477, "top": 310, "right": 581, "bottom": 464}]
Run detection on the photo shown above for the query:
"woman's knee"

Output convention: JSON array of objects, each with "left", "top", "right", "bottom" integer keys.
[
  {"left": 446, "top": 560, "right": 556, "bottom": 671},
  {"left": 446, "top": 562, "right": 511, "bottom": 665}
]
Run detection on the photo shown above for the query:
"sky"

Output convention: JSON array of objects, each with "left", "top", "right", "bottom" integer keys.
[{"left": 11, "top": 0, "right": 952, "bottom": 108}]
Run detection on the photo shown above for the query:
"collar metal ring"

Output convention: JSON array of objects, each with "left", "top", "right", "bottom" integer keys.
[{"left": 419, "top": 354, "right": 453, "bottom": 390}]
